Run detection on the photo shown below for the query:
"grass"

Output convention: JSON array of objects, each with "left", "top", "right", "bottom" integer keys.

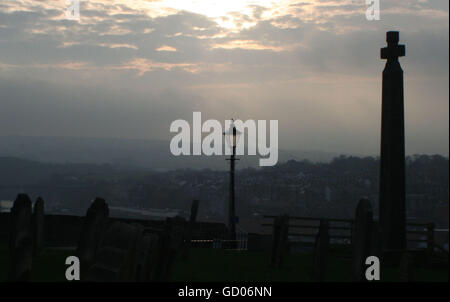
[
  {"left": 172, "top": 248, "right": 449, "bottom": 282},
  {"left": 0, "top": 244, "right": 75, "bottom": 282},
  {"left": 172, "top": 248, "right": 351, "bottom": 282},
  {"left": 0, "top": 245, "right": 448, "bottom": 282}
]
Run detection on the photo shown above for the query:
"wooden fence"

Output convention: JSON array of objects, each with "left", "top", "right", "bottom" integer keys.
[
  {"left": 262, "top": 215, "right": 354, "bottom": 244},
  {"left": 189, "top": 226, "right": 248, "bottom": 250},
  {"left": 262, "top": 215, "right": 442, "bottom": 251}
]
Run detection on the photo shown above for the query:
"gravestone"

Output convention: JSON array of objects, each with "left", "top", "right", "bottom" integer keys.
[
  {"left": 140, "top": 226, "right": 168, "bottom": 281},
  {"left": 167, "top": 216, "right": 186, "bottom": 251},
  {"left": 182, "top": 199, "right": 200, "bottom": 260},
  {"left": 154, "top": 216, "right": 186, "bottom": 281},
  {"left": 399, "top": 252, "right": 414, "bottom": 282},
  {"left": 76, "top": 197, "right": 109, "bottom": 271},
  {"left": 379, "top": 31, "right": 407, "bottom": 250},
  {"left": 270, "top": 214, "right": 289, "bottom": 269},
  {"left": 32, "top": 197, "right": 45, "bottom": 256},
  {"left": 9, "top": 194, "right": 33, "bottom": 281},
  {"left": 370, "top": 221, "right": 382, "bottom": 258},
  {"left": 313, "top": 219, "right": 329, "bottom": 282},
  {"left": 352, "top": 199, "right": 373, "bottom": 281},
  {"left": 85, "top": 221, "right": 144, "bottom": 281},
  {"left": 135, "top": 233, "right": 160, "bottom": 281}
]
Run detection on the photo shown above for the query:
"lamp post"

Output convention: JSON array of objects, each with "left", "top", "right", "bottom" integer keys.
[{"left": 224, "top": 120, "right": 240, "bottom": 248}]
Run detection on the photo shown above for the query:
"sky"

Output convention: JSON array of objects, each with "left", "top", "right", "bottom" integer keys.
[{"left": 0, "top": 0, "right": 448, "bottom": 156}]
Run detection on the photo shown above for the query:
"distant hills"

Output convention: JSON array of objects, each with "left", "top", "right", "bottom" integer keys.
[{"left": 0, "top": 135, "right": 339, "bottom": 170}]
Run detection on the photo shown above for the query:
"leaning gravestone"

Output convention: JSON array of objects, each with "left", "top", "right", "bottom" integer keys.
[
  {"left": 135, "top": 232, "right": 160, "bottom": 281},
  {"left": 76, "top": 197, "right": 109, "bottom": 272},
  {"left": 154, "top": 216, "right": 186, "bottom": 281},
  {"left": 85, "top": 221, "right": 144, "bottom": 281},
  {"left": 140, "top": 226, "right": 168, "bottom": 281},
  {"left": 352, "top": 198, "right": 373, "bottom": 282},
  {"left": 270, "top": 214, "right": 289, "bottom": 269},
  {"left": 9, "top": 194, "right": 33, "bottom": 281},
  {"left": 32, "top": 197, "right": 45, "bottom": 256},
  {"left": 313, "top": 219, "right": 330, "bottom": 282}
]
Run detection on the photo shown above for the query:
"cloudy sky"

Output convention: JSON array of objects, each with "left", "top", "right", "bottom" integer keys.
[{"left": 0, "top": 0, "right": 448, "bottom": 156}]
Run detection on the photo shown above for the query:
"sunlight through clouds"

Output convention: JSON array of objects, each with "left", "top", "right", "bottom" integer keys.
[{"left": 0, "top": 0, "right": 448, "bottom": 155}]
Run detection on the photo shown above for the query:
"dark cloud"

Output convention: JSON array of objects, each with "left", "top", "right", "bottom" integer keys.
[{"left": 0, "top": 0, "right": 448, "bottom": 156}]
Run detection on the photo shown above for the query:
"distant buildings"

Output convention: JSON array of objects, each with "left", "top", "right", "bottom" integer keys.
[{"left": 0, "top": 200, "right": 13, "bottom": 212}]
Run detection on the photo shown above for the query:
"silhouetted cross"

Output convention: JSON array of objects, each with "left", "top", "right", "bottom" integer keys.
[{"left": 381, "top": 31, "right": 405, "bottom": 61}]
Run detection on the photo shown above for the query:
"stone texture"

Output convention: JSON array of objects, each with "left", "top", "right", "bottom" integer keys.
[
  {"left": 352, "top": 199, "right": 373, "bottom": 281},
  {"left": 32, "top": 197, "right": 45, "bottom": 256},
  {"left": 9, "top": 194, "right": 33, "bottom": 281},
  {"left": 76, "top": 197, "right": 109, "bottom": 270}
]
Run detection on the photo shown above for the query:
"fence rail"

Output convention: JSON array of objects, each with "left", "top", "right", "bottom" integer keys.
[
  {"left": 188, "top": 225, "right": 249, "bottom": 250},
  {"left": 262, "top": 215, "right": 353, "bottom": 244},
  {"left": 262, "top": 215, "right": 440, "bottom": 251}
]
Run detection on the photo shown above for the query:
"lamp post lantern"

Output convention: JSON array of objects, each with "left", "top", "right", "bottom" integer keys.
[{"left": 224, "top": 120, "right": 240, "bottom": 248}]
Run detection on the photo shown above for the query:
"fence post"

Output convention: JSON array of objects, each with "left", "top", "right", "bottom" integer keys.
[
  {"left": 350, "top": 221, "right": 354, "bottom": 246},
  {"left": 271, "top": 214, "right": 289, "bottom": 269},
  {"left": 313, "top": 219, "right": 330, "bottom": 281},
  {"left": 426, "top": 222, "right": 435, "bottom": 254}
]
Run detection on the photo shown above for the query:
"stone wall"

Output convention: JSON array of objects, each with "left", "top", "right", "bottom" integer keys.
[{"left": 0, "top": 213, "right": 228, "bottom": 247}]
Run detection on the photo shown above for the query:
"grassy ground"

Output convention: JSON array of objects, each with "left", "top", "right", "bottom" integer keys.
[
  {"left": 0, "top": 245, "right": 74, "bottom": 282},
  {"left": 172, "top": 248, "right": 449, "bottom": 282},
  {"left": 0, "top": 245, "right": 448, "bottom": 282},
  {"left": 172, "top": 248, "right": 349, "bottom": 282}
]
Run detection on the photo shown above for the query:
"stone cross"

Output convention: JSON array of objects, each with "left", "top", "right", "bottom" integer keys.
[
  {"left": 9, "top": 194, "right": 33, "bottom": 281},
  {"left": 381, "top": 32, "right": 405, "bottom": 61},
  {"left": 379, "top": 31, "right": 407, "bottom": 250},
  {"left": 32, "top": 197, "right": 45, "bottom": 256}
]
